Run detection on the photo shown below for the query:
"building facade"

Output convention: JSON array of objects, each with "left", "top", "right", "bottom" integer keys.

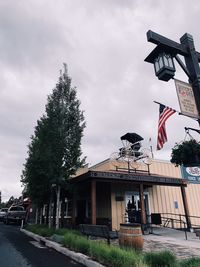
[{"left": 69, "top": 158, "right": 200, "bottom": 231}]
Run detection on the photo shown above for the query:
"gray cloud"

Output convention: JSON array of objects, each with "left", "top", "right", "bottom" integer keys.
[{"left": 1, "top": 0, "right": 200, "bottom": 201}]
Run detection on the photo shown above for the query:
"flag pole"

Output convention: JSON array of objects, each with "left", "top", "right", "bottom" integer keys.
[
  {"left": 153, "top": 101, "right": 198, "bottom": 121},
  {"left": 153, "top": 101, "right": 178, "bottom": 113},
  {"left": 149, "top": 138, "right": 154, "bottom": 159}
]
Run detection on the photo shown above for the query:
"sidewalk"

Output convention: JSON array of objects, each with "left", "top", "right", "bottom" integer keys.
[{"left": 143, "top": 227, "right": 200, "bottom": 259}]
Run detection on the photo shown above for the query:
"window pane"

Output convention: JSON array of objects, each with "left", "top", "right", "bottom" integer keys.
[
  {"left": 158, "top": 56, "right": 164, "bottom": 68},
  {"left": 168, "top": 57, "right": 173, "bottom": 68},
  {"left": 163, "top": 55, "right": 169, "bottom": 67},
  {"left": 155, "top": 61, "right": 160, "bottom": 72}
]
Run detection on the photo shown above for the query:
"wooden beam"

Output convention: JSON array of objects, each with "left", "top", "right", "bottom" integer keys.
[
  {"left": 181, "top": 185, "right": 191, "bottom": 229},
  {"left": 91, "top": 180, "right": 96, "bottom": 225},
  {"left": 147, "top": 30, "right": 188, "bottom": 56},
  {"left": 139, "top": 183, "right": 146, "bottom": 225}
]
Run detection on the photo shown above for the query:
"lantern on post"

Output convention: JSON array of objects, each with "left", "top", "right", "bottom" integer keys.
[{"left": 145, "top": 45, "right": 176, "bottom": 81}]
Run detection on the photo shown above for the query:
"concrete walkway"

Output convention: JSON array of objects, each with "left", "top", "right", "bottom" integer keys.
[{"left": 143, "top": 227, "right": 200, "bottom": 259}]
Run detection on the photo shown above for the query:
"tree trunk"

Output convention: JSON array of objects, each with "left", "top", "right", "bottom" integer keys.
[
  {"left": 55, "top": 185, "right": 61, "bottom": 230},
  {"left": 35, "top": 208, "right": 38, "bottom": 224},
  {"left": 39, "top": 207, "right": 43, "bottom": 224},
  {"left": 48, "top": 199, "right": 52, "bottom": 229},
  {"left": 46, "top": 204, "right": 49, "bottom": 225},
  {"left": 60, "top": 196, "right": 65, "bottom": 228}
]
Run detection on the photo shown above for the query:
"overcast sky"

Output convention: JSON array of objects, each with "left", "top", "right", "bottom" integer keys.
[{"left": 1, "top": 0, "right": 200, "bottom": 202}]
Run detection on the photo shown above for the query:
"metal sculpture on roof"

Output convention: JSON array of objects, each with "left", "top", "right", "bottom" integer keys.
[
  {"left": 110, "top": 132, "right": 150, "bottom": 166},
  {"left": 120, "top": 133, "right": 144, "bottom": 144}
]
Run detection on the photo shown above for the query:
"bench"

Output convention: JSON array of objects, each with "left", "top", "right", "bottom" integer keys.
[{"left": 79, "top": 224, "right": 118, "bottom": 245}]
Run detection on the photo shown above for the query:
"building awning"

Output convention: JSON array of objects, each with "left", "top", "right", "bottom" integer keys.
[{"left": 70, "top": 170, "right": 187, "bottom": 187}]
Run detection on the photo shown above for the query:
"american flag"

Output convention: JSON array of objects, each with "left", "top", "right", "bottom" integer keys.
[{"left": 157, "top": 104, "right": 176, "bottom": 150}]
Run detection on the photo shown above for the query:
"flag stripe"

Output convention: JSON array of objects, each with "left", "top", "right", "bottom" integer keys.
[
  {"left": 158, "top": 108, "right": 176, "bottom": 129},
  {"left": 157, "top": 104, "right": 176, "bottom": 150}
]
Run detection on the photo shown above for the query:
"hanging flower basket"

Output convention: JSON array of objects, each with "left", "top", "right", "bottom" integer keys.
[{"left": 170, "top": 139, "right": 200, "bottom": 167}]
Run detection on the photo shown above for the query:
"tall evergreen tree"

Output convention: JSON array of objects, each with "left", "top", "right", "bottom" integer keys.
[
  {"left": 21, "top": 115, "right": 52, "bottom": 207},
  {"left": 21, "top": 65, "right": 86, "bottom": 213}
]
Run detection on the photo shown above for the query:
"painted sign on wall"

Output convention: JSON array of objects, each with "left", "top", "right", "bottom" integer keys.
[{"left": 181, "top": 165, "right": 200, "bottom": 183}]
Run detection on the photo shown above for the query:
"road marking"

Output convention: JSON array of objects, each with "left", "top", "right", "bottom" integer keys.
[{"left": 29, "top": 241, "right": 46, "bottom": 249}]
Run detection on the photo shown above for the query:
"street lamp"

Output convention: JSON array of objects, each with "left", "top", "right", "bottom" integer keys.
[
  {"left": 145, "top": 45, "right": 176, "bottom": 81},
  {"left": 145, "top": 30, "right": 200, "bottom": 121},
  {"left": 144, "top": 30, "right": 200, "bottom": 230}
]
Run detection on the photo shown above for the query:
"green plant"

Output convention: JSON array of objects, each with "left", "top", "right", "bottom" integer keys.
[
  {"left": 25, "top": 224, "right": 54, "bottom": 237},
  {"left": 143, "top": 250, "right": 177, "bottom": 267},
  {"left": 171, "top": 139, "right": 200, "bottom": 166},
  {"left": 89, "top": 242, "right": 144, "bottom": 267},
  {"left": 62, "top": 232, "right": 91, "bottom": 254},
  {"left": 55, "top": 228, "right": 80, "bottom": 236},
  {"left": 179, "top": 257, "right": 200, "bottom": 267},
  {"left": 26, "top": 224, "right": 179, "bottom": 267}
]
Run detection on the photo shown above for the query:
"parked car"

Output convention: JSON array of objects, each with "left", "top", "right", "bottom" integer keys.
[
  {"left": 4, "top": 205, "right": 26, "bottom": 225},
  {"left": 0, "top": 208, "right": 8, "bottom": 222}
]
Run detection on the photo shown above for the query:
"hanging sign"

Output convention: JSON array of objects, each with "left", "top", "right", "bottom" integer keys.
[
  {"left": 175, "top": 79, "right": 199, "bottom": 119},
  {"left": 181, "top": 165, "right": 200, "bottom": 184}
]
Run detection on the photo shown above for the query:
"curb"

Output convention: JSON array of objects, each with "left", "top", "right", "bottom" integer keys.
[{"left": 20, "top": 228, "right": 104, "bottom": 267}]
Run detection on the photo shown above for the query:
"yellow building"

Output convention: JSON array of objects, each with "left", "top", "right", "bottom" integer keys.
[{"left": 69, "top": 158, "right": 200, "bottom": 231}]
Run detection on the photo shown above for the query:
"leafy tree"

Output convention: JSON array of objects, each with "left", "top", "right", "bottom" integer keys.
[{"left": 21, "top": 65, "right": 86, "bottom": 213}]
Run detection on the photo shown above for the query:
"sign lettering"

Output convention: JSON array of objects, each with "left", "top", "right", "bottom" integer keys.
[{"left": 175, "top": 79, "right": 199, "bottom": 119}]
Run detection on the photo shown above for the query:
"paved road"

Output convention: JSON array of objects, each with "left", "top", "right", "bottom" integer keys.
[{"left": 0, "top": 223, "right": 84, "bottom": 267}]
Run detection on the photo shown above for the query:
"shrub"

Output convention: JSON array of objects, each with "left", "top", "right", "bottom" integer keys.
[
  {"left": 25, "top": 224, "right": 54, "bottom": 237},
  {"left": 179, "top": 258, "right": 200, "bottom": 267},
  {"left": 62, "top": 231, "right": 146, "bottom": 267},
  {"left": 26, "top": 225, "right": 178, "bottom": 267},
  {"left": 62, "top": 232, "right": 90, "bottom": 254},
  {"left": 143, "top": 250, "right": 177, "bottom": 267},
  {"left": 55, "top": 228, "right": 80, "bottom": 236}
]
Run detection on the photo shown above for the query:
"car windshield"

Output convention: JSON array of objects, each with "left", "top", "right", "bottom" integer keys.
[
  {"left": 9, "top": 206, "right": 24, "bottom": 211},
  {"left": 0, "top": 208, "right": 8, "bottom": 212}
]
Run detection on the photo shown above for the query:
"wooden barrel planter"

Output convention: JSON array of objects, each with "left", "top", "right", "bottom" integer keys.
[{"left": 119, "top": 223, "right": 144, "bottom": 250}]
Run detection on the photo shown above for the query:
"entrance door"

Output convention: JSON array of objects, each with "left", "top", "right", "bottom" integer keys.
[
  {"left": 125, "top": 191, "right": 150, "bottom": 223},
  {"left": 76, "top": 200, "right": 86, "bottom": 224}
]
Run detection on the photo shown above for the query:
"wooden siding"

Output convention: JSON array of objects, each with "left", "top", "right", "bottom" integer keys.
[{"left": 96, "top": 182, "right": 111, "bottom": 218}]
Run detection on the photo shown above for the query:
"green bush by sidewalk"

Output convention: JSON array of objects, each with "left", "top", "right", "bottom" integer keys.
[
  {"left": 25, "top": 224, "right": 55, "bottom": 237},
  {"left": 26, "top": 224, "right": 147, "bottom": 267},
  {"left": 143, "top": 250, "right": 178, "bottom": 267},
  {"left": 25, "top": 224, "right": 200, "bottom": 267},
  {"left": 179, "top": 258, "right": 200, "bottom": 267},
  {"left": 62, "top": 232, "right": 145, "bottom": 267}
]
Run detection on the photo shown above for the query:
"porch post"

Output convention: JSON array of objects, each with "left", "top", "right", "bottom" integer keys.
[
  {"left": 72, "top": 191, "right": 76, "bottom": 225},
  {"left": 139, "top": 183, "right": 146, "bottom": 225},
  {"left": 181, "top": 185, "right": 191, "bottom": 229},
  {"left": 91, "top": 180, "right": 96, "bottom": 225}
]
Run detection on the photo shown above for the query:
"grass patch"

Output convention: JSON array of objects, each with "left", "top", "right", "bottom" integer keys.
[
  {"left": 62, "top": 231, "right": 146, "bottom": 267},
  {"left": 27, "top": 224, "right": 200, "bottom": 267},
  {"left": 143, "top": 250, "right": 178, "bottom": 267},
  {"left": 62, "top": 232, "right": 91, "bottom": 255},
  {"left": 89, "top": 243, "right": 146, "bottom": 267},
  {"left": 55, "top": 227, "right": 81, "bottom": 236},
  {"left": 25, "top": 224, "right": 147, "bottom": 267},
  {"left": 179, "top": 258, "right": 200, "bottom": 267},
  {"left": 25, "top": 224, "right": 54, "bottom": 237}
]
